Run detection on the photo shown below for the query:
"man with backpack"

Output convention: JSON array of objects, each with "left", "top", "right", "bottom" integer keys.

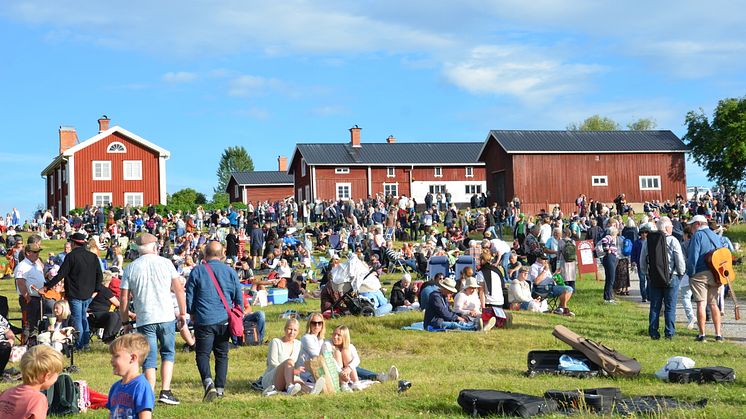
[{"left": 640, "top": 217, "right": 685, "bottom": 340}]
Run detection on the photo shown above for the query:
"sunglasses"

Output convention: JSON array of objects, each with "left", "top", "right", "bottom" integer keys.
[
  {"left": 28, "top": 250, "right": 40, "bottom": 254},
  {"left": 310, "top": 321, "right": 324, "bottom": 326}
]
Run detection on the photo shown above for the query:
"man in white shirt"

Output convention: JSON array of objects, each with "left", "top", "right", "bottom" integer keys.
[
  {"left": 528, "top": 255, "right": 574, "bottom": 316},
  {"left": 539, "top": 217, "right": 552, "bottom": 245},
  {"left": 14, "top": 243, "right": 46, "bottom": 336}
]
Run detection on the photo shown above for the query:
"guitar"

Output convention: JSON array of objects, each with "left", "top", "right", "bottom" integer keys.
[{"left": 706, "top": 247, "right": 741, "bottom": 320}]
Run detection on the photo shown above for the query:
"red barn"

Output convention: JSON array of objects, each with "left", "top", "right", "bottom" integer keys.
[
  {"left": 226, "top": 156, "right": 294, "bottom": 204},
  {"left": 288, "top": 126, "right": 486, "bottom": 204},
  {"left": 477, "top": 130, "right": 688, "bottom": 215},
  {"left": 41, "top": 116, "right": 170, "bottom": 216}
]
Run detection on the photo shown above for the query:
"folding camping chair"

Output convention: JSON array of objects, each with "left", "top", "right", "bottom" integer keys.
[
  {"left": 329, "top": 234, "right": 342, "bottom": 251},
  {"left": 427, "top": 255, "right": 450, "bottom": 280},
  {"left": 383, "top": 227, "right": 395, "bottom": 242},
  {"left": 454, "top": 255, "right": 476, "bottom": 278}
]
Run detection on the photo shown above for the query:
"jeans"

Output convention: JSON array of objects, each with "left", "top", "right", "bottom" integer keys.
[
  {"left": 496, "top": 222, "right": 504, "bottom": 239},
  {"left": 356, "top": 367, "right": 378, "bottom": 381},
  {"left": 638, "top": 269, "right": 648, "bottom": 301},
  {"left": 69, "top": 297, "right": 92, "bottom": 349},
  {"left": 244, "top": 311, "right": 266, "bottom": 342},
  {"left": 137, "top": 321, "right": 176, "bottom": 370},
  {"left": 680, "top": 285, "right": 694, "bottom": 323},
  {"left": 439, "top": 321, "right": 477, "bottom": 331},
  {"left": 194, "top": 322, "right": 231, "bottom": 389},
  {"left": 602, "top": 254, "right": 617, "bottom": 301},
  {"left": 374, "top": 303, "right": 393, "bottom": 317},
  {"left": 484, "top": 226, "right": 497, "bottom": 237},
  {"left": 648, "top": 276, "right": 681, "bottom": 338}
]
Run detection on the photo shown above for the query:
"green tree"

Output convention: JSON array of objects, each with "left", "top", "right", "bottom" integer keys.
[
  {"left": 567, "top": 114, "right": 620, "bottom": 131},
  {"left": 626, "top": 118, "right": 657, "bottom": 130},
  {"left": 169, "top": 188, "right": 207, "bottom": 206},
  {"left": 684, "top": 97, "right": 746, "bottom": 189},
  {"left": 215, "top": 146, "right": 254, "bottom": 194},
  {"left": 211, "top": 192, "right": 230, "bottom": 208}
]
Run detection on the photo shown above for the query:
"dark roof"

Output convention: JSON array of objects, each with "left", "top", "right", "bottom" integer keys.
[
  {"left": 230, "top": 171, "right": 293, "bottom": 186},
  {"left": 485, "top": 130, "right": 688, "bottom": 154},
  {"left": 294, "top": 142, "right": 484, "bottom": 165}
]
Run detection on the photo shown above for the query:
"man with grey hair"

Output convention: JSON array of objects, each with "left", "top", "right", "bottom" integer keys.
[
  {"left": 686, "top": 214, "right": 724, "bottom": 342},
  {"left": 121, "top": 233, "right": 187, "bottom": 405},
  {"left": 640, "top": 216, "right": 685, "bottom": 340}
]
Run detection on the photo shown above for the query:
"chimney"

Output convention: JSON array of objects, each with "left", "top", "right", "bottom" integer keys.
[
  {"left": 98, "top": 115, "right": 110, "bottom": 133},
  {"left": 277, "top": 155, "right": 288, "bottom": 172},
  {"left": 349, "top": 125, "right": 361, "bottom": 148},
  {"left": 386, "top": 135, "right": 396, "bottom": 144},
  {"left": 59, "top": 126, "right": 78, "bottom": 154}
]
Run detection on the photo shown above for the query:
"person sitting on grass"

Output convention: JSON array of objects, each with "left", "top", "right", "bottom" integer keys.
[
  {"left": 508, "top": 266, "right": 545, "bottom": 312},
  {"left": 324, "top": 325, "right": 362, "bottom": 392},
  {"left": 390, "top": 273, "right": 419, "bottom": 312},
  {"left": 528, "top": 255, "right": 575, "bottom": 316},
  {"left": 107, "top": 333, "right": 154, "bottom": 419},
  {"left": 261, "top": 318, "right": 303, "bottom": 397},
  {"left": 0, "top": 345, "right": 64, "bottom": 419},
  {"left": 424, "top": 276, "right": 495, "bottom": 332}
]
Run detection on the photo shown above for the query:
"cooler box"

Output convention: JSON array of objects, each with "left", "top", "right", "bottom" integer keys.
[{"left": 268, "top": 288, "right": 288, "bottom": 305}]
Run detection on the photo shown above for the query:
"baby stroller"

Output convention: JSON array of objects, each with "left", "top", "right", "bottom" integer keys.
[{"left": 328, "top": 255, "right": 380, "bottom": 317}]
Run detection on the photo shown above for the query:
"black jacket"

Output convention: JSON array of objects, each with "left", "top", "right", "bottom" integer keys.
[
  {"left": 47, "top": 246, "right": 103, "bottom": 300},
  {"left": 389, "top": 280, "right": 415, "bottom": 309}
]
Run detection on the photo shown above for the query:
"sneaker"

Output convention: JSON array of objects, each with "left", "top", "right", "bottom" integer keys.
[
  {"left": 251, "top": 379, "right": 264, "bottom": 392},
  {"left": 562, "top": 308, "right": 575, "bottom": 317},
  {"left": 553, "top": 307, "right": 565, "bottom": 315},
  {"left": 203, "top": 382, "right": 218, "bottom": 403},
  {"left": 262, "top": 385, "right": 278, "bottom": 397},
  {"left": 482, "top": 317, "right": 497, "bottom": 333},
  {"left": 286, "top": 383, "right": 302, "bottom": 396},
  {"left": 478, "top": 318, "right": 484, "bottom": 331},
  {"left": 216, "top": 388, "right": 224, "bottom": 398},
  {"left": 158, "top": 390, "right": 180, "bottom": 405},
  {"left": 604, "top": 299, "right": 616, "bottom": 304},
  {"left": 715, "top": 335, "right": 725, "bottom": 342},
  {"left": 350, "top": 381, "right": 364, "bottom": 391},
  {"left": 686, "top": 319, "right": 696, "bottom": 330},
  {"left": 695, "top": 335, "right": 706, "bottom": 342},
  {"left": 388, "top": 366, "right": 399, "bottom": 381},
  {"left": 340, "top": 383, "right": 352, "bottom": 392},
  {"left": 310, "top": 377, "right": 326, "bottom": 395}
]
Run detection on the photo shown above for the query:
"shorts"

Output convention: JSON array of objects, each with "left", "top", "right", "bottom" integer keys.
[
  {"left": 250, "top": 246, "right": 262, "bottom": 257},
  {"left": 534, "top": 284, "right": 574, "bottom": 298},
  {"left": 137, "top": 321, "right": 176, "bottom": 370},
  {"left": 689, "top": 271, "right": 720, "bottom": 305}
]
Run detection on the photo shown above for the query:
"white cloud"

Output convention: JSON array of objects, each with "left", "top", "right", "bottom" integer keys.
[
  {"left": 228, "top": 75, "right": 288, "bottom": 97},
  {"left": 237, "top": 106, "right": 270, "bottom": 120},
  {"left": 310, "top": 105, "right": 348, "bottom": 117},
  {"left": 162, "top": 71, "right": 197, "bottom": 83}
]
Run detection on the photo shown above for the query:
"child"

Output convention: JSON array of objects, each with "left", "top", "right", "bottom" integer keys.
[
  {"left": 107, "top": 334, "right": 154, "bottom": 419},
  {"left": 0, "top": 345, "right": 65, "bottom": 419}
]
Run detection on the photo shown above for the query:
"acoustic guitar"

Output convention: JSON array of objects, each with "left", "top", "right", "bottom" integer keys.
[{"left": 706, "top": 247, "right": 741, "bottom": 321}]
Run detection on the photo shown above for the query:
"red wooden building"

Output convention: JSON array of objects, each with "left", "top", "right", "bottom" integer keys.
[
  {"left": 477, "top": 130, "right": 688, "bottom": 215},
  {"left": 41, "top": 116, "right": 170, "bottom": 216},
  {"left": 288, "top": 126, "right": 486, "bottom": 204},
  {"left": 226, "top": 156, "right": 294, "bottom": 204}
]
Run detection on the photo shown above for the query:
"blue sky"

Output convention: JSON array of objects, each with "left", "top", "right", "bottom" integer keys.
[{"left": 2, "top": 1, "right": 744, "bottom": 220}]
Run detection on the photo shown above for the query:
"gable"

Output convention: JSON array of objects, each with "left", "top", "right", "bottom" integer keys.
[{"left": 62, "top": 125, "right": 170, "bottom": 158}]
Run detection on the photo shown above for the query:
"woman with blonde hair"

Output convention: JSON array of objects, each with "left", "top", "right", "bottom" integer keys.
[{"left": 261, "top": 318, "right": 303, "bottom": 397}]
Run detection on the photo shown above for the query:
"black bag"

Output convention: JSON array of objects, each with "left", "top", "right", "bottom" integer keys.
[
  {"left": 243, "top": 319, "right": 261, "bottom": 346},
  {"left": 43, "top": 373, "right": 80, "bottom": 416},
  {"left": 646, "top": 231, "right": 671, "bottom": 288},
  {"left": 544, "top": 387, "right": 621, "bottom": 413},
  {"left": 562, "top": 239, "right": 577, "bottom": 262},
  {"left": 526, "top": 350, "right": 600, "bottom": 378},
  {"left": 457, "top": 389, "right": 558, "bottom": 417},
  {"left": 669, "top": 367, "right": 735, "bottom": 384},
  {"left": 344, "top": 294, "right": 376, "bottom": 316}
]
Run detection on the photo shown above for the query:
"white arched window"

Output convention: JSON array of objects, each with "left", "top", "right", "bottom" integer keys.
[{"left": 107, "top": 142, "right": 127, "bottom": 153}]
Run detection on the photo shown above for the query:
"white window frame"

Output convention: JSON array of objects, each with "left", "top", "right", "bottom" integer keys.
[
  {"left": 336, "top": 182, "right": 351, "bottom": 200},
  {"left": 301, "top": 159, "right": 307, "bottom": 177},
  {"left": 465, "top": 184, "right": 482, "bottom": 194},
  {"left": 465, "top": 166, "right": 474, "bottom": 178},
  {"left": 304, "top": 185, "right": 310, "bottom": 202},
  {"left": 92, "top": 161, "right": 111, "bottom": 180},
  {"left": 591, "top": 175, "right": 608, "bottom": 187},
  {"left": 434, "top": 166, "right": 443, "bottom": 178},
  {"left": 234, "top": 184, "right": 240, "bottom": 198},
  {"left": 429, "top": 184, "right": 446, "bottom": 194},
  {"left": 335, "top": 167, "right": 350, "bottom": 174},
  {"left": 49, "top": 178, "right": 53, "bottom": 195},
  {"left": 124, "top": 192, "right": 143, "bottom": 207},
  {"left": 383, "top": 182, "right": 399, "bottom": 197},
  {"left": 123, "top": 160, "right": 142, "bottom": 180},
  {"left": 386, "top": 167, "right": 395, "bottom": 178},
  {"left": 93, "top": 192, "right": 112, "bottom": 207},
  {"left": 107, "top": 142, "right": 127, "bottom": 153},
  {"left": 639, "top": 176, "right": 661, "bottom": 190}
]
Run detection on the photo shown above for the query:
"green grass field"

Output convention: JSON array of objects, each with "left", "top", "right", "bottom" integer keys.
[{"left": 1, "top": 226, "right": 745, "bottom": 418}]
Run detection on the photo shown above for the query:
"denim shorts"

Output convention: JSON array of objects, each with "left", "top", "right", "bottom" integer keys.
[{"left": 137, "top": 321, "right": 176, "bottom": 370}]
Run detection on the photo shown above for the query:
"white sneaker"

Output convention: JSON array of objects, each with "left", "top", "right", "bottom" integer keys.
[
  {"left": 262, "top": 385, "right": 277, "bottom": 397},
  {"left": 376, "top": 372, "right": 389, "bottom": 382},
  {"left": 478, "top": 318, "right": 484, "bottom": 331},
  {"left": 350, "top": 381, "right": 364, "bottom": 391},
  {"left": 388, "top": 366, "right": 399, "bottom": 381},
  {"left": 340, "top": 383, "right": 352, "bottom": 392},
  {"left": 310, "top": 377, "right": 326, "bottom": 395},
  {"left": 286, "top": 383, "right": 301, "bottom": 396},
  {"left": 482, "top": 317, "right": 497, "bottom": 332},
  {"left": 687, "top": 319, "right": 696, "bottom": 330}
]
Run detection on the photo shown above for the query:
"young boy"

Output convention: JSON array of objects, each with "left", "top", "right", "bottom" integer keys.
[
  {"left": 0, "top": 345, "right": 65, "bottom": 419},
  {"left": 107, "top": 334, "right": 154, "bottom": 419}
]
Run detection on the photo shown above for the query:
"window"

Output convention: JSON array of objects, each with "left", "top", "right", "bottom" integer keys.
[
  {"left": 383, "top": 183, "right": 398, "bottom": 197},
  {"left": 591, "top": 176, "right": 608, "bottom": 186},
  {"left": 92, "top": 161, "right": 111, "bottom": 180},
  {"left": 465, "top": 166, "right": 474, "bottom": 177},
  {"left": 93, "top": 193, "right": 112, "bottom": 207},
  {"left": 107, "top": 142, "right": 127, "bottom": 153},
  {"left": 49, "top": 178, "right": 53, "bottom": 195},
  {"left": 305, "top": 185, "right": 310, "bottom": 202},
  {"left": 57, "top": 167, "right": 61, "bottom": 189},
  {"left": 434, "top": 166, "right": 443, "bottom": 177},
  {"left": 336, "top": 183, "right": 351, "bottom": 200},
  {"left": 234, "top": 184, "right": 240, "bottom": 198},
  {"left": 123, "top": 160, "right": 142, "bottom": 180},
  {"left": 301, "top": 159, "right": 307, "bottom": 177},
  {"left": 639, "top": 176, "right": 661, "bottom": 190},
  {"left": 387, "top": 167, "right": 395, "bottom": 178},
  {"left": 429, "top": 184, "right": 446, "bottom": 194},
  {"left": 465, "top": 184, "right": 482, "bottom": 194},
  {"left": 335, "top": 167, "right": 350, "bottom": 174},
  {"left": 124, "top": 193, "right": 143, "bottom": 207}
]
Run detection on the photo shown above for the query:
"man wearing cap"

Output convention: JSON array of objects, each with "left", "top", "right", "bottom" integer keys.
[
  {"left": 44, "top": 232, "right": 103, "bottom": 349},
  {"left": 686, "top": 214, "right": 724, "bottom": 342},
  {"left": 528, "top": 255, "right": 575, "bottom": 316},
  {"left": 120, "top": 233, "right": 187, "bottom": 404},
  {"left": 14, "top": 242, "right": 46, "bottom": 336},
  {"left": 424, "top": 276, "right": 484, "bottom": 331}
]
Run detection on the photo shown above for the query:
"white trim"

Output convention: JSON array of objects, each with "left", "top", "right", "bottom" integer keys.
[
  {"left": 311, "top": 166, "right": 317, "bottom": 201},
  {"left": 386, "top": 166, "right": 395, "bottom": 178},
  {"left": 383, "top": 182, "right": 399, "bottom": 197},
  {"left": 465, "top": 166, "right": 474, "bottom": 178},
  {"left": 465, "top": 184, "right": 482, "bottom": 194},
  {"left": 93, "top": 192, "right": 112, "bottom": 207},
  {"left": 68, "top": 156, "right": 75, "bottom": 210},
  {"left": 92, "top": 160, "right": 111, "bottom": 180},
  {"left": 335, "top": 167, "right": 350, "bottom": 174},
  {"left": 107, "top": 142, "right": 127, "bottom": 153},
  {"left": 367, "top": 166, "right": 372, "bottom": 196},
  {"left": 57, "top": 167, "right": 61, "bottom": 189},
  {"left": 124, "top": 192, "right": 143, "bottom": 207},
  {"left": 62, "top": 126, "right": 170, "bottom": 158},
  {"left": 301, "top": 159, "right": 307, "bottom": 177},
  {"left": 639, "top": 175, "right": 661, "bottom": 190},
  {"left": 234, "top": 184, "right": 239, "bottom": 198},
  {"left": 592, "top": 175, "right": 608, "bottom": 186},
  {"left": 304, "top": 185, "right": 309, "bottom": 203},
  {"left": 235, "top": 183, "right": 294, "bottom": 187},
  {"left": 304, "top": 162, "right": 485, "bottom": 167},
  {"left": 434, "top": 166, "right": 443, "bottom": 178},
  {"left": 123, "top": 160, "right": 142, "bottom": 180},
  {"left": 158, "top": 156, "right": 167, "bottom": 205},
  {"left": 336, "top": 182, "right": 351, "bottom": 200}
]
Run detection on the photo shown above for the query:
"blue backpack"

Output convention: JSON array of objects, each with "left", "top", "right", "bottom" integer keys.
[{"left": 621, "top": 238, "right": 633, "bottom": 256}]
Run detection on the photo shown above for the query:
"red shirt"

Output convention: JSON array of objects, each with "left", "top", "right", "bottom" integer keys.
[{"left": 0, "top": 384, "right": 48, "bottom": 419}]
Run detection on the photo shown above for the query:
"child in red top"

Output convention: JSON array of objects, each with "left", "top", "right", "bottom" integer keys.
[{"left": 0, "top": 345, "right": 65, "bottom": 419}]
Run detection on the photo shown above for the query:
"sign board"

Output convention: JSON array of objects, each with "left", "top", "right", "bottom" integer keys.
[
  {"left": 307, "top": 351, "right": 340, "bottom": 393},
  {"left": 576, "top": 240, "right": 599, "bottom": 279}
]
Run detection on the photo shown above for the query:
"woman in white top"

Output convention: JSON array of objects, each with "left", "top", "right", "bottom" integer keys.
[
  {"left": 509, "top": 267, "right": 545, "bottom": 312},
  {"left": 324, "top": 325, "right": 361, "bottom": 391},
  {"left": 453, "top": 277, "right": 482, "bottom": 326},
  {"left": 296, "top": 313, "right": 326, "bottom": 385},
  {"left": 261, "top": 318, "right": 303, "bottom": 396}
]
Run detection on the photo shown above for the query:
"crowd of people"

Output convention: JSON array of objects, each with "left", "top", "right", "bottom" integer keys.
[{"left": 0, "top": 186, "right": 743, "bottom": 416}]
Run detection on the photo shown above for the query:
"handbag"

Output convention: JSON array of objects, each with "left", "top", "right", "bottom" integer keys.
[{"left": 203, "top": 263, "right": 244, "bottom": 337}]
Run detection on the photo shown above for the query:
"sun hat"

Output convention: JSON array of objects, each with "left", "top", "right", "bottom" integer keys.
[
  {"left": 438, "top": 277, "right": 458, "bottom": 293},
  {"left": 464, "top": 277, "right": 480, "bottom": 289},
  {"left": 25, "top": 242, "right": 43, "bottom": 253},
  {"left": 688, "top": 215, "right": 707, "bottom": 225},
  {"left": 68, "top": 232, "right": 88, "bottom": 245}
]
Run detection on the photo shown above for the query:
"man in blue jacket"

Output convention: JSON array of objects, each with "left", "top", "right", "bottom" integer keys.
[
  {"left": 423, "top": 277, "right": 489, "bottom": 331},
  {"left": 686, "top": 215, "right": 724, "bottom": 342},
  {"left": 187, "top": 241, "right": 243, "bottom": 402}
]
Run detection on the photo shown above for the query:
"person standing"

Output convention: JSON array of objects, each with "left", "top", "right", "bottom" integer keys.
[
  {"left": 631, "top": 226, "right": 650, "bottom": 303},
  {"left": 640, "top": 217, "right": 686, "bottom": 340},
  {"left": 686, "top": 215, "right": 724, "bottom": 342},
  {"left": 14, "top": 243, "right": 46, "bottom": 337},
  {"left": 186, "top": 241, "right": 242, "bottom": 402},
  {"left": 44, "top": 232, "right": 102, "bottom": 349},
  {"left": 600, "top": 227, "right": 619, "bottom": 304},
  {"left": 120, "top": 233, "right": 186, "bottom": 405}
]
